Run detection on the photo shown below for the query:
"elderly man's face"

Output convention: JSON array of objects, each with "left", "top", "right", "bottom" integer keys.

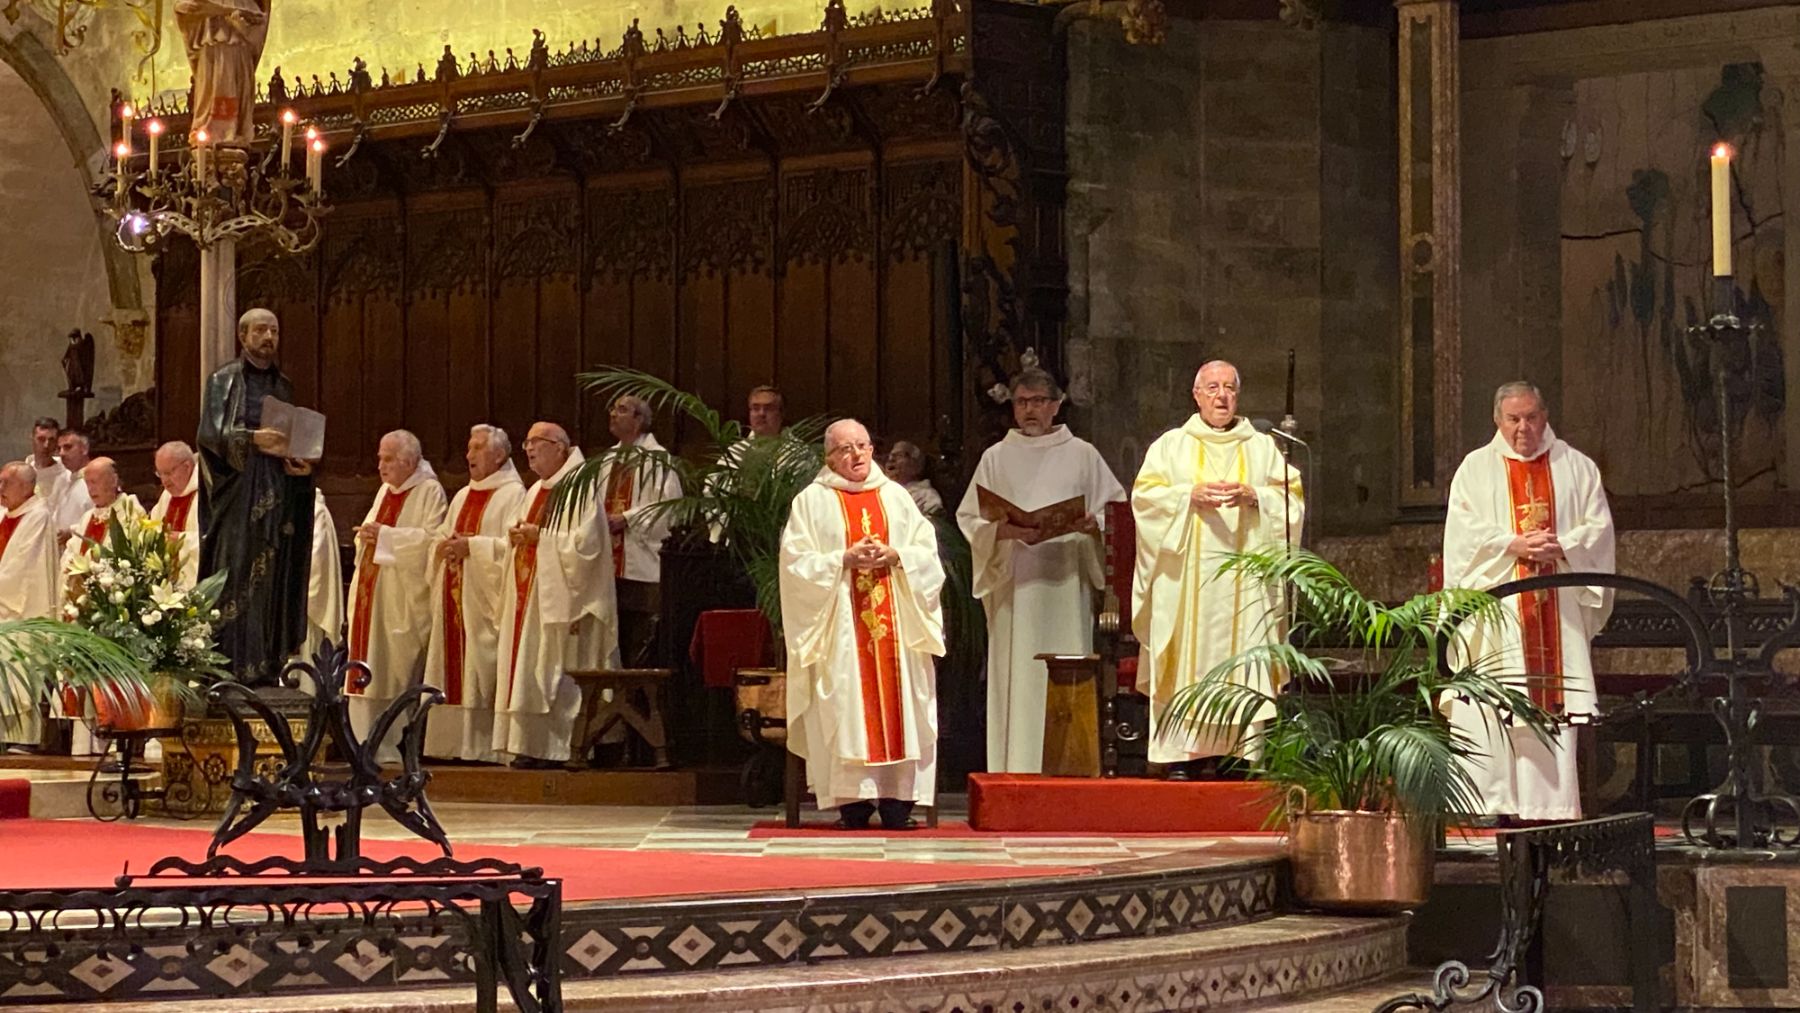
[
  {"left": 1012, "top": 383, "right": 1062, "bottom": 437},
  {"left": 523, "top": 423, "right": 571, "bottom": 481},
  {"left": 154, "top": 450, "right": 194, "bottom": 495},
  {"left": 467, "top": 433, "right": 504, "bottom": 482},
  {"left": 239, "top": 315, "right": 281, "bottom": 365},
  {"left": 0, "top": 472, "right": 28, "bottom": 511},
  {"left": 58, "top": 433, "right": 89, "bottom": 470},
  {"left": 748, "top": 392, "right": 783, "bottom": 438},
  {"left": 84, "top": 464, "right": 120, "bottom": 508},
  {"left": 376, "top": 437, "right": 417, "bottom": 488},
  {"left": 31, "top": 426, "right": 56, "bottom": 458},
  {"left": 885, "top": 445, "right": 923, "bottom": 483},
  {"left": 1497, "top": 393, "right": 1550, "bottom": 458},
  {"left": 826, "top": 425, "right": 874, "bottom": 483},
  {"left": 609, "top": 398, "right": 645, "bottom": 444},
  {"left": 1193, "top": 364, "right": 1240, "bottom": 429}
]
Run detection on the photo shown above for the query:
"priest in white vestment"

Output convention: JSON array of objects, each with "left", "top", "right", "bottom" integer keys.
[
  {"left": 57, "top": 458, "right": 148, "bottom": 754},
  {"left": 423, "top": 425, "right": 527, "bottom": 762},
  {"left": 493, "top": 422, "right": 619, "bottom": 768},
  {"left": 1132, "top": 361, "right": 1305, "bottom": 780},
  {"left": 299, "top": 488, "right": 343, "bottom": 667},
  {"left": 0, "top": 463, "right": 58, "bottom": 747},
  {"left": 1444, "top": 381, "right": 1615, "bottom": 822},
  {"left": 28, "top": 418, "right": 65, "bottom": 502},
  {"left": 345, "top": 431, "right": 448, "bottom": 764},
  {"left": 49, "top": 430, "right": 94, "bottom": 546},
  {"left": 599, "top": 395, "right": 682, "bottom": 667},
  {"left": 780, "top": 420, "right": 945, "bottom": 829},
  {"left": 957, "top": 368, "right": 1124, "bottom": 773},
  {"left": 150, "top": 441, "right": 203, "bottom": 589}
]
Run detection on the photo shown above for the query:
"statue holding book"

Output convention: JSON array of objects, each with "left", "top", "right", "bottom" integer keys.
[{"left": 197, "top": 307, "right": 321, "bottom": 686}]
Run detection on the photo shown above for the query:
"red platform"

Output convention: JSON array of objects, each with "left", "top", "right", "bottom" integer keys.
[{"left": 967, "top": 773, "right": 1280, "bottom": 833}]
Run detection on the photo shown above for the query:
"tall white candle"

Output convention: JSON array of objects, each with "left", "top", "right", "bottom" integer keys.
[
  {"left": 307, "top": 138, "right": 326, "bottom": 197},
  {"left": 194, "top": 129, "right": 210, "bottom": 184},
  {"left": 146, "top": 120, "right": 162, "bottom": 179},
  {"left": 119, "top": 103, "right": 135, "bottom": 156},
  {"left": 1711, "top": 143, "right": 1732, "bottom": 277},
  {"left": 280, "top": 109, "right": 297, "bottom": 173},
  {"left": 114, "top": 142, "right": 129, "bottom": 197}
]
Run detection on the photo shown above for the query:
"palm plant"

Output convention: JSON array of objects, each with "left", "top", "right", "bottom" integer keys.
[
  {"left": 1160, "top": 547, "right": 1558, "bottom": 826},
  {"left": 0, "top": 617, "right": 151, "bottom": 723},
  {"left": 546, "top": 367, "right": 827, "bottom": 638}
]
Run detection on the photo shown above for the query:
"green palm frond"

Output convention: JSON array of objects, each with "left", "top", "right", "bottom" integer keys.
[
  {"left": 574, "top": 367, "right": 742, "bottom": 450},
  {"left": 1163, "top": 546, "right": 1557, "bottom": 825},
  {"left": 0, "top": 617, "right": 150, "bottom": 717}
]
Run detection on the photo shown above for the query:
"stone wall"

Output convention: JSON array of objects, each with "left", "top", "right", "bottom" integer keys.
[{"left": 1064, "top": 17, "right": 1395, "bottom": 535}]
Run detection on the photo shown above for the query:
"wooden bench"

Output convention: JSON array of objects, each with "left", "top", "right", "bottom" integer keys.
[{"left": 567, "top": 668, "right": 672, "bottom": 769}]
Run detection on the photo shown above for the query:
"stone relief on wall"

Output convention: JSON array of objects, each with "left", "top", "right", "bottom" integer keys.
[{"left": 1561, "top": 62, "right": 1786, "bottom": 498}]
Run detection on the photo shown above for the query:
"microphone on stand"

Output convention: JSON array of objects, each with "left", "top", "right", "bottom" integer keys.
[{"left": 1252, "top": 418, "right": 1309, "bottom": 448}]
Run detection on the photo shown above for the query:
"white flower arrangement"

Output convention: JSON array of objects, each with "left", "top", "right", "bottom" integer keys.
[{"left": 68, "top": 514, "right": 229, "bottom": 684}]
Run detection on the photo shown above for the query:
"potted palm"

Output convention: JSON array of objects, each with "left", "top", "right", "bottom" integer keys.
[
  {"left": 64, "top": 514, "right": 229, "bottom": 731},
  {"left": 1160, "top": 547, "right": 1557, "bottom": 912},
  {"left": 1, "top": 617, "right": 148, "bottom": 742}
]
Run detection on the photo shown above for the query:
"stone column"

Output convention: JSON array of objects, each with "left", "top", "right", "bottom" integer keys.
[
  {"left": 1395, "top": 0, "right": 1461, "bottom": 504},
  {"left": 198, "top": 238, "right": 238, "bottom": 382}
]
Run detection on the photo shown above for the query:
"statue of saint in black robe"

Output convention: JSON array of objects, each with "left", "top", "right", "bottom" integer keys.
[{"left": 198, "top": 358, "right": 315, "bottom": 686}]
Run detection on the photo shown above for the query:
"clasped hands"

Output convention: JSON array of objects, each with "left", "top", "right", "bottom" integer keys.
[
  {"left": 435, "top": 534, "right": 471, "bottom": 561},
  {"left": 251, "top": 427, "right": 313, "bottom": 476},
  {"left": 843, "top": 535, "right": 898, "bottom": 571},
  {"left": 1190, "top": 481, "right": 1256, "bottom": 511},
  {"left": 1510, "top": 528, "right": 1564, "bottom": 565},
  {"left": 509, "top": 522, "right": 540, "bottom": 547}
]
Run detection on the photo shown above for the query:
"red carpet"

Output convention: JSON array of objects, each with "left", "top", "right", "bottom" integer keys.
[
  {"left": 968, "top": 774, "right": 1281, "bottom": 833},
  {"left": 0, "top": 820, "right": 1084, "bottom": 897},
  {"left": 750, "top": 818, "right": 1259, "bottom": 839},
  {"left": 0, "top": 780, "right": 26, "bottom": 820}
]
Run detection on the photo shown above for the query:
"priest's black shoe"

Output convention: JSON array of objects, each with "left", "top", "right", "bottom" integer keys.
[
  {"left": 877, "top": 798, "right": 917, "bottom": 830},
  {"left": 836, "top": 800, "right": 876, "bottom": 830}
]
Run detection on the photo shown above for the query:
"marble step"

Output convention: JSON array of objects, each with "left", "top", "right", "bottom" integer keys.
[{"left": 78, "top": 912, "right": 1409, "bottom": 1012}]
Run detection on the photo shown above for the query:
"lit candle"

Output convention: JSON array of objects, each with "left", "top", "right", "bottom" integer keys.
[
  {"left": 146, "top": 119, "right": 163, "bottom": 179},
  {"left": 280, "top": 109, "right": 297, "bottom": 173},
  {"left": 307, "top": 137, "right": 326, "bottom": 197},
  {"left": 119, "top": 102, "right": 135, "bottom": 155},
  {"left": 114, "top": 141, "right": 130, "bottom": 197},
  {"left": 193, "top": 128, "right": 210, "bottom": 184},
  {"left": 1711, "top": 143, "right": 1732, "bottom": 277}
]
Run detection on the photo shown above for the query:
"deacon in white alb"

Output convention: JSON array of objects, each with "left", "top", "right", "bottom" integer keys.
[
  {"left": 1131, "top": 361, "right": 1305, "bottom": 780},
  {"left": 150, "top": 441, "right": 203, "bottom": 589},
  {"left": 299, "top": 488, "right": 343, "bottom": 666},
  {"left": 49, "top": 430, "right": 94, "bottom": 546},
  {"left": 422, "top": 425, "right": 527, "bottom": 762},
  {"left": 0, "top": 463, "right": 58, "bottom": 747},
  {"left": 598, "top": 395, "right": 682, "bottom": 666},
  {"left": 780, "top": 420, "right": 945, "bottom": 830},
  {"left": 1444, "top": 381, "right": 1615, "bottom": 821},
  {"left": 493, "top": 422, "right": 619, "bottom": 768},
  {"left": 957, "top": 368, "right": 1124, "bottom": 773},
  {"left": 27, "top": 418, "right": 65, "bottom": 502},
  {"left": 344, "top": 430, "right": 448, "bottom": 763}
]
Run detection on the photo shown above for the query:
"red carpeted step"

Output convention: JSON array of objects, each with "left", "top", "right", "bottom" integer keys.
[
  {"left": 968, "top": 773, "right": 1280, "bottom": 833},
  {"left": 0, "top": 779, "right": 27, "bottom": 819}
]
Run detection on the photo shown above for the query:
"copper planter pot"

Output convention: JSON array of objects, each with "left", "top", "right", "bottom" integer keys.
[{"left": 1288, "top": 810, "right": 1435, "bottom": 913}]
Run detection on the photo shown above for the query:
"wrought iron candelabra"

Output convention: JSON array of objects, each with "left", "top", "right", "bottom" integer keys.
[{"left": 101, "top": 139, "right": 327, "bottom": 255}]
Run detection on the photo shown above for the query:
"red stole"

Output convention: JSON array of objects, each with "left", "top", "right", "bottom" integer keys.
[
  {"left": 347, "top": 486, "right": 415, "bottom": 671},
  {"left": 162, "top": 491, "right": 196, "bottom": 533},
  {"left": 507, "top": 486, "right": 553, "bottom": 691},
  {"left": 1505, "top": 455, "right": 1563, "bottom": 712},
  {"left": 439, "top": 487, "right": 498, "bottom": 706},
  {"left": 604, "top": 464, "right": 634, "bottom": 577},
  {"left": 78, "top": 512, "right": 109, "bottom": 556},
  {"left": 0, "top": 512, "right": 21, "bottom": 559},
  {"left": 834, "top": 488, "right": 906, "bottom": 764}
]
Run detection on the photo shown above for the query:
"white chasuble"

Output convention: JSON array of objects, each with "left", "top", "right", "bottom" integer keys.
[
  {"left": 0, "top": 497, "right": 58, "bottom": 744},
  {"left": 150, "top": 471, "right": 203, "bottom": 589},
  {"left": 492, "top": 449, "right": 620, "bottom": 763},
  {"left": 595, "top": 434, "right": 682, "bottom": 583},
  {"left": 780, "top": 463, "right": 945, "bottom": 811},
  {"left": 1131, "top": 416, "right": 1304, "bottom": 765},
  {"left": 422, "top": 462, "right": 526, "bottom": 761},
  {"left": 300, "top": 489, "right": 344, "bottom": 668},
  {"left": 1444, "top": 426, "right": 1614, "bottom": 820},
  {"left": 956, "top": 426, "right": 1125, "bottom": 773},
  {"left": 345, "top": 462, "right": 448, "bottom": 764}
]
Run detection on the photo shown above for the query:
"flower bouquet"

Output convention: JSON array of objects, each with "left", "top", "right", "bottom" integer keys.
[{"left": 65, "top": 513, "right": 229, "bottom": 730}]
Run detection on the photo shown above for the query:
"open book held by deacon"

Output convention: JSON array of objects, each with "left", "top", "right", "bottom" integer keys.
[{"left": 975, "top": 486, "right": 1089, "bottom": 541}]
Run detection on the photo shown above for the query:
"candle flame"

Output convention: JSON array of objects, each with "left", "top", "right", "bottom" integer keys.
[
  {"left": 1712, "top": 142, "right": 1733, "bottom": 160},
  {"left": 120, "top": 104, "right": 135, "bottom": 119},
  {"left": 281, "top": 109, "right": 298, "bottom": 124},
  {"left": 146, "top": 119, "right": 164, "bottom": 135},
  {"left": 194, "top": 129, "right": 210, "bottom": 145},
  {"left": 304, "top": 125, "right": 320, "bottom": 142},
  {"left": 114, "top": 141, "right": 129, "bottom": 157},
  {"left": 311, "top": 138, "right": 327, "bottom": 153}
]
